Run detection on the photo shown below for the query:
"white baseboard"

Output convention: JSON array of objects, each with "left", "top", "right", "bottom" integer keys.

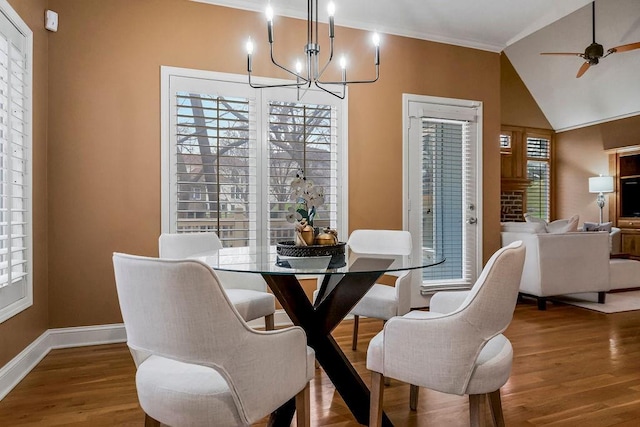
[
  {"left": 0, "top": 323, "right": 126, "bottom": 401},
  {"left": 1, "top": 309, "right": 353, "bottom": 401}
]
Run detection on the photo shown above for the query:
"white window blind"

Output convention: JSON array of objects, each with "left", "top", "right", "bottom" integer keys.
[
  {"left": 162, "top": 69, "right": 347, "bottom": 249},
  {"left": 267, "top": 100, "right": 338, "bottom": 245},
  {"left": 420, "top": 118, "right": 474, "bottom": 283},
  {"left": 0, "top": 1, "right": 32, "bottom": 324},
  {"left": 173, "top": 91, "right": 256, "bottom": 247}
]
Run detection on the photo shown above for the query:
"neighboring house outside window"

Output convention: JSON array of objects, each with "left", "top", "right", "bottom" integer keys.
[
  {"left": 161, "top": 68, "right": 348, "bottom": 250},
  {"left": 0, "top": 0, "right": 33, "bottom": 323}
]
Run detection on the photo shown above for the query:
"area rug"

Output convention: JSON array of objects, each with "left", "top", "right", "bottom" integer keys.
[{"left": 555, "top": 290, "right": 640, "bottom": 313}]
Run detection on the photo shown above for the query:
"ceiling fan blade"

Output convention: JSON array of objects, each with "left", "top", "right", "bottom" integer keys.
[
  {"left": 609, "top": 42, "right": 640, "bottom": 53},
  {"left": 540, "top": 52, "right": 583, "bottom": 56},
  {"left": 576, "top": 62, "right": 591, "bottom": 78}
]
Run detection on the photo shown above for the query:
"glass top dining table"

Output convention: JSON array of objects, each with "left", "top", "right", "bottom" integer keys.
[{"left": 199, "top": 245, "right": 445, "bottom": 427}]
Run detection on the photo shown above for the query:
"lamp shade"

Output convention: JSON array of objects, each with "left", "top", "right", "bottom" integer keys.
[{"left": 589, "top": 176, "right": 614, "bottom": 193}]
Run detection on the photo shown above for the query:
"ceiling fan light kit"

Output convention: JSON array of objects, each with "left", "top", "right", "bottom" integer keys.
[{"left": 540, "top": 1, "right": 640, "bottom": 78}]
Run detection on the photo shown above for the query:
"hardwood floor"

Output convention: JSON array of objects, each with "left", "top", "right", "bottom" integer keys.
[{"left": 3, "top": 299, "right": 640, "bottom": 426}]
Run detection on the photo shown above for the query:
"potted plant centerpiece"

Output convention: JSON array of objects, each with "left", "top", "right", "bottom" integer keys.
[{"left": 277, "top": 170, "right": 345, "bottom": 268}]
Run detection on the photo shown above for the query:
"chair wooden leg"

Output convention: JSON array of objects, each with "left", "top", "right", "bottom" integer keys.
[
  {"left": 265, "top": 313, "right": 275, "bottom": 331},
  {"left": 295, "top": 382, "right": 311, "bottom": 427},
  {"left": 352, "top": 315, "right": 360, "bottom": 350},
  {"left": 409, "top": 384, "right": 419, "bottom": 411},
  {"left": 144, "top": 413, "right": 161, "bottom": 427},
  {"left": 488, "top": 389, "right": 505, "bottom": 427},
  {"left": 370, "top": 371, "right": 384, "bottom": 427},
  {"left": 469, "top": 394, "right": 483, "bottom": 427}
]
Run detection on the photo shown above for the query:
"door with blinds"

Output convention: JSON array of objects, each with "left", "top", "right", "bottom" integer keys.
[{"left": 404, "top": 95, "right": 482, "bottom": 307}]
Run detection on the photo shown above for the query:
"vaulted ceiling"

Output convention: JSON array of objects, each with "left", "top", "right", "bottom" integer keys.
[{"left": 195, "top": 0, "right": 640, "bottom": 132}]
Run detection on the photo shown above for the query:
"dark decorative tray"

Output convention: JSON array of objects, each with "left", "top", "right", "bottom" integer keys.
[{"left": 276, "top": 241, "right": 346, "bottom": 269}]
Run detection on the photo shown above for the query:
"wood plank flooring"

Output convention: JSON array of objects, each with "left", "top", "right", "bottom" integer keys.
[{"left": 3, "top": 299, "right": 640, "bottom": 426}]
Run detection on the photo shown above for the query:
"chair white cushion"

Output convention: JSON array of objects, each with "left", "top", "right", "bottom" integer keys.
[
  {"left": 225, "top": 289, "right": 275, "bottom": 323},
  {"left": 350, "top": 284, "right": 397, "bottom": 320},
  {"left": 465, "top": 334, "right": 513, "bottom": 395},
  {"left": 136, "top": 355, "right": 245, "bottom": 427}
]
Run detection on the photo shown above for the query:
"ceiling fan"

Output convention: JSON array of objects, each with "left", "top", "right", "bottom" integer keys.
[{"left": 540, "top": 1, "right": 640, "bottom": 78}]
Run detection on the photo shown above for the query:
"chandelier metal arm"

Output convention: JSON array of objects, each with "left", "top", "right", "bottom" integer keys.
[
  {"left": 313, "top": 81, "right": 346, "bottom": 99},
  {"left": 316, "top": 37, "right": 335, "bottom": 81},
  {"left": 267, "top": 43, "right": 310, "bottom": 84},
  {"left": 317, "top": 63, "right": 380, "bottom": 85},
  {"left": 248, "top": 71, "right": 307, "bottom": 89}
]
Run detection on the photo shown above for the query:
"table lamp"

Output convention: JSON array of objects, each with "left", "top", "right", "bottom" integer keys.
[{"left": 588, "top": 175, "right": 614, "bottom": 224}]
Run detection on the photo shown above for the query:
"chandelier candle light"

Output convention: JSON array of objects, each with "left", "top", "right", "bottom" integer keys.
[{"left": 245, "top": 0, "right": 380, "bottom": 99}]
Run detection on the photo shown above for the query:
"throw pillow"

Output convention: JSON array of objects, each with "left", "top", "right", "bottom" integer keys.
[
  {"left": 583, "top": 221, "right": 612, "bottom": 232},
  {"left": 546, "top": 214, "right": 579, "bottom": 234},
  {"left": 524, "top": 213, "right": 546, "bottom": 225}
]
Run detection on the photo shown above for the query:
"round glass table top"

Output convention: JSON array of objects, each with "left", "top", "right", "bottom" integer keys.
[{"left": 196, "top": 245, "right": 445, "bottom": 276}]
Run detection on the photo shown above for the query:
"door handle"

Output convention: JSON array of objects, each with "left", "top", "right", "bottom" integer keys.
[{"left": 467, "top": 217, "right": 477, "bottom": 225}]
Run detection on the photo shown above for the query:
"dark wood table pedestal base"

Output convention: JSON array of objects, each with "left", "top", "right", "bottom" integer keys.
[{"left": 263, "top": 264, "right": 394, "bottom": 427}]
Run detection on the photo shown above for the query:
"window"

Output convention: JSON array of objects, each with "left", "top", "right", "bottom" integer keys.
[
  {"left": 500, "top": 133, "right": 511, "bottom": 151},
  {"left": 161, "top": 68, "right": 347, "bottom": 250},
  {"left": 526, "top": 134, "right": 551, "bottom": 221},
  {"left": 0, "top": 1, "right": 33, "bottom": 324}
]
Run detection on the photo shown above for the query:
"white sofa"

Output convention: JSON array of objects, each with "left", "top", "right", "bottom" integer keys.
[{"left": 501, "top": 231, "right": 611, "bottom": 310}]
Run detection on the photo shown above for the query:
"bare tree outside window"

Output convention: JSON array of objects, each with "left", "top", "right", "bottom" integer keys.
[{"left": 175, "top": 92, "right": 337, "bottom": 247}]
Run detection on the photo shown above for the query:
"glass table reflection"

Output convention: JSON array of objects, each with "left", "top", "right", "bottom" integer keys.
[{"left": 201, "top": 246, "right": 444, "bottom": 427}]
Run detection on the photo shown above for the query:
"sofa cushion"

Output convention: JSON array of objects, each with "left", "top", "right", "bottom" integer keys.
[{"left": 524, "top": 213, "right": 579, "bottom": 234}]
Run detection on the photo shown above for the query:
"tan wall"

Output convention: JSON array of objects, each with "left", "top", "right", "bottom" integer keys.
[
  {"left": 42, "top": 0, "right": 500, "bottom": 328},
  {"left": 500, "top": 54, "right": 551, "bottom": 129},
  {"left": 555, "top": 117, "right": 640, "bottom": 224},
  {"left": 0, "top": 0, "right": 49, "bottom": 367}
]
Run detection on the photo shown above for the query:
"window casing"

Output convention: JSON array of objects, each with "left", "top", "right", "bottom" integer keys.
[
  {"left": 0, "top": 0, "right": 33, "bottom": 324},
  {"left": 161, "top": 68, "right": 347, "bottom": 251}
]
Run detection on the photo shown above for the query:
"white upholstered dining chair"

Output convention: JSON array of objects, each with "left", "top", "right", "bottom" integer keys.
[
  {"left": 367, "top": 240, "right": 525, "bottom": 427},
  {"left": 159, "top": 232, "right": 276, "bottom": 330},
  {"left": 113, "top": 253, "right": 314, "bottom": 427},
  {"left": 347, "top": 229, "right": 413, "bottom": 350}
]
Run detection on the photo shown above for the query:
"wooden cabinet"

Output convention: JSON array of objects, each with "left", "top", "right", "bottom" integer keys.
[{"left": 612, "top": 149, "right": 640, "bottom": 257}]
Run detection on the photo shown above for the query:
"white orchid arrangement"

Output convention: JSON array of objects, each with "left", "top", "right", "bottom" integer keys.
[{"left": 286, "top": 170, "right": 325, "bottom": 228}]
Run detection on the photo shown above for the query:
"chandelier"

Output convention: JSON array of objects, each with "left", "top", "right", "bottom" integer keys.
[{"left": 245, "top": 0, "right": 380, "bottom": 99}]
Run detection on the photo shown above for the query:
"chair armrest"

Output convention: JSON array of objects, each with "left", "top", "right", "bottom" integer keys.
[
  {"left": 515, "top": 232, "right": 610, "bottom": 297},
  {"left": 392, "top": 270, "right": 412, "bottom": 315}
]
